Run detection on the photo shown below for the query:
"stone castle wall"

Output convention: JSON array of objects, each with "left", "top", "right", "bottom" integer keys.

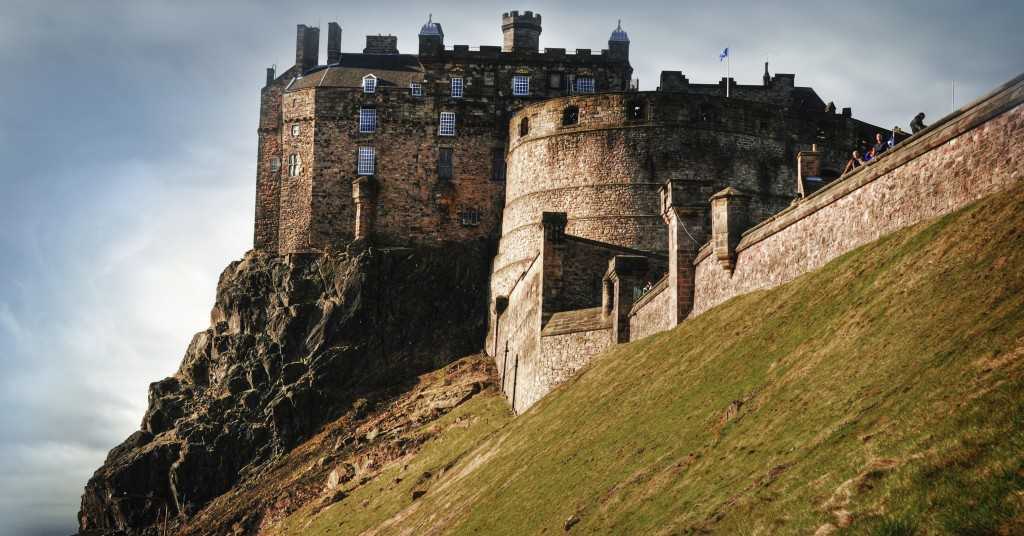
[
  {"left": 628, "top": 276, "right": 671, "bottom": 340},
  {"left": 494, "top": 254, "right": 542, "bottom": 413},
  {"left": 255, "top": 15, "right": 635, "bottom": 255},
  {"left": 491, "top": 91, "right": 879, "bottom": 301},
  {"left": 277, "top": 89, "right": 317, "bottom": 253},
  {"left": 692, "top": 76, "right": 1024, "bottom": 316}
]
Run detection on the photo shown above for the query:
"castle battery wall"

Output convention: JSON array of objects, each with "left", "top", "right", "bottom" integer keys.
[{"left": 492, "top": 91, "right": 853, "bottom": 299}]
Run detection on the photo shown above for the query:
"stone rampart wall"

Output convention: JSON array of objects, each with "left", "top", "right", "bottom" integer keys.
[
  {"left": 493, "top": 254, "right": 542, "bottom": 414},
  {"left": 491, "top": 90, "right": 876, "bottom": 300},
  {"left": 628, "top": 276, "right": 671, "bottom": 340},
  {"left": 692, "top": 76, "right": 1024, "bottom": 316}
]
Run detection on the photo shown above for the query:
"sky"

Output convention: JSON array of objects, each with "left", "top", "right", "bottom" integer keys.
[{"left": 0, "top": 1, "right": 1020, "bottom": 534}]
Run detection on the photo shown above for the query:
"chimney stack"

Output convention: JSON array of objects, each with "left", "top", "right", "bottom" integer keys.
[
  {"left": 295, "top": 24, "right": 320, "bottom": 72},
  {"left": 327, "top": 22, "right": 342, "bottom": 64},
  {"left": 364, "top": 35, "right": 399, "bottom": 54},
  {"left": 265, "top": 66, "right": 275, "bottom": 86}
]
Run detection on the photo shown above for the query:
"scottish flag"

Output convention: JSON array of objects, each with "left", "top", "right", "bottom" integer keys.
[{"left": 719, "top": 47, "right": 729, "bottom": 61}]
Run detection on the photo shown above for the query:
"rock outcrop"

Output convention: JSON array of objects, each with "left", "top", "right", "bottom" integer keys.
[{"left": 78, "top": 241, "right": 492, "bottom": 535}]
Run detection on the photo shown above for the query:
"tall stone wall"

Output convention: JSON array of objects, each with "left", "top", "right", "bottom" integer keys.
[
  {"left": 493, "top": 254, "right": 542, "bottom": 414},
  {"left": 303, "top": 87, "right": 506, "bottom": 250},
  {"left": 253, "top": 66, "right": 299, "bottom": 252},
  {"left": 277, "top": 89, "right": 317, "bottom": 253},
  {"left": 692, "top": 76, "right": 1024, "bottom": 316},
  {"left": 491, "top": 91, "right": 878, "bottom": 303}
]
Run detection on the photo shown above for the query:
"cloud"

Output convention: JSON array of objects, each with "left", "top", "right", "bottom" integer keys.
[{"left": 0, "top": 1, "right": 1020, "bottom": 535}]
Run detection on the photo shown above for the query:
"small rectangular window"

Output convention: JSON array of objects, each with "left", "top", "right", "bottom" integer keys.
[
  {"left": 287, "top": 154, "right": 301, "bottom": 177},
  {"left": 357, "top": 146, "right": 375, "bottom": 175},
  {"left": 574, "top": 77, "right": 595, "bottom": 93},
  {"left": 491, "top": 149, "right": 506, "bottom": 181},
  {"left": 438, "top": 112, "right": 456, "bottom": 136},
  {"left": 362, "top": 75, "right": 376, "bottom": 94},
  {"left": 291, "top": 124, "right": 301, "bottom": 137},
  {"left": 512, "top": 75, "right": 530, "bottom": 96},
  {"left": 548, "top": 72, "right": 563, "bottom": 90},
  {"left": 450, "top": 77, "right": 464, "bottom": 98},
  {"left": 438, "top": 147, "right": 453, "bottom": 180},
  {"left": 410, "top": 82, "right": 423, "bottom": 96},
  {"left": 359, "top": 107, "right": 377, "bottom": 133},
  {"left": 270, "top": 157, "right": 281, "bottom": 172},
  {"left": 484, "top": 72, "right": 495, "bottom": 86},
  {"left": 459, "top": 208, "right": 481, "bottom": 227}
]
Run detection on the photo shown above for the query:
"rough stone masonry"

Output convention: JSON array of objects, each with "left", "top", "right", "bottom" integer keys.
[{"left": 252, "top": 11, "right": 1020, "bottom": 413}]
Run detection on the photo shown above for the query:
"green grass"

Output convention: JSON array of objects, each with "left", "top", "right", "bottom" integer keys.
[{"left": 275, "top": 185, "right": 1024, "bottom": 534}]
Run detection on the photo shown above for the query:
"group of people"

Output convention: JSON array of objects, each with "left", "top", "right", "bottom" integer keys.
[{"left": 842, "top": 112, "right": 928, "bottom": 175}]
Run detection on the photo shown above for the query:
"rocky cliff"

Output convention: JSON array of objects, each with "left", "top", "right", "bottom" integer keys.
[{"left": 78, "top": 241, "right": 493, "bottom": 535}]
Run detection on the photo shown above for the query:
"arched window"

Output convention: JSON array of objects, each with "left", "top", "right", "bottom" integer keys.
[
  {"left": 562, "top": 105, "right": 579, "bottom": 126},
  {"left": 519, "top": 117, "right": 530, "bottom": 137}
]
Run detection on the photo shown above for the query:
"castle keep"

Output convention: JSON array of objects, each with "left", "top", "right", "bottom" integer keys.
[{"left": 254, "top": 12, "right": 1024, "bottom": 412}]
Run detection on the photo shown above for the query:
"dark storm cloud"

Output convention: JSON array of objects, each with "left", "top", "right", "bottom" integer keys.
[{"left": 0, "top": 1, "right": 1019, "bottom": 534}]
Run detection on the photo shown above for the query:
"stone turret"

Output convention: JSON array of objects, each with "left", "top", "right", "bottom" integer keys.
[
  {"left": 418, "top": 14, "right": 444, "bottom": 56},
  {"left": 502, "top": 10, "right": 542, "bottom": 53},
  {"left": 608, "top": 20, "right": 629, "bottom": 61}
]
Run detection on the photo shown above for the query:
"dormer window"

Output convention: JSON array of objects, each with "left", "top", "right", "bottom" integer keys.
[
  {"left": 362, "top": 74, "right": 377, "bottom": 93},
  {"left": 451, "top": 77, "right": 464, "bottom": 98},
  {"left": 410, "top": 82, "right": 423, "bottom": 97}
]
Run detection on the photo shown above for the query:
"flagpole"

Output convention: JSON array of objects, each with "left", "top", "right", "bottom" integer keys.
[{"left": 726, "top": 53, "right": 731, "bottom": 98}]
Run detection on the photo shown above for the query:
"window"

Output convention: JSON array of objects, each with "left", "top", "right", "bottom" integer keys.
[
  {"left": 450, "top": 77, "right": 464, "bottom": 98},
  {"left": 359, "top": 107, "right": 377, "bottom": 133},
  {"left": 438, "top": 147, "right": 453, "bottom": 180},
  {"left": 362, "top": 74, "right": 377, "bottom": 93},
  {"left": 519, "top": 117, "right": 529, "bottom": 137},
  {"left": 410, "top": 82, "right": 423, "bottom": 96},
  {"left": 491, "top": 148, "right": 506, "bottom": 181},
  {"left": 459, "top": 208, "right": 481, "bottom": 227},
  {"left": 438, "top": 112, "right": 456, "bottom": 136},
  {"left": 287, "top": 154, "right": 301, "bottom": 177},
  {"left": 627, "top": 101, "right": 645, "bottom": 121},
  {"left": 291, "top": 124, "right": 301, "bottom": 137},
  {"left": 484, "top": 72, "right": 495, "bottom": 86},
  {"left": 357, "top": 146, "right": 375, "bottom": 175},
  {"left": 698, "top": 103, "right": 717, "bottom": 123},
  {"left": 512, "top": 75, "right": 530, "bottom": 96},
  {"left": 562, "top": 106, "right": 579, "bottom": 126},
  {"left": 574, "top": 76, "right": 595, "bottom": 93},
  {"left": 270, "top": 157, "right": 281, "bottom": 172},
  {"left": 548, "top": 72, "right": 563, "bottom": 90}
]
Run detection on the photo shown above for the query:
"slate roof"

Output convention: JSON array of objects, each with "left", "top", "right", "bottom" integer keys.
[{"left": 289, "top": 54, "right": 425, "bottom": 91}]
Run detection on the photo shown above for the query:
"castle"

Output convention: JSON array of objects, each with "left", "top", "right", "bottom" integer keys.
[{"left": 254, "top": 12, "right": 1024, "bottom": 413}]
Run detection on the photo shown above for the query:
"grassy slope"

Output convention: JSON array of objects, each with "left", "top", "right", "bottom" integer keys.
[{"left": 274, "top": 185, "right": 1024, "bottom": 535}]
